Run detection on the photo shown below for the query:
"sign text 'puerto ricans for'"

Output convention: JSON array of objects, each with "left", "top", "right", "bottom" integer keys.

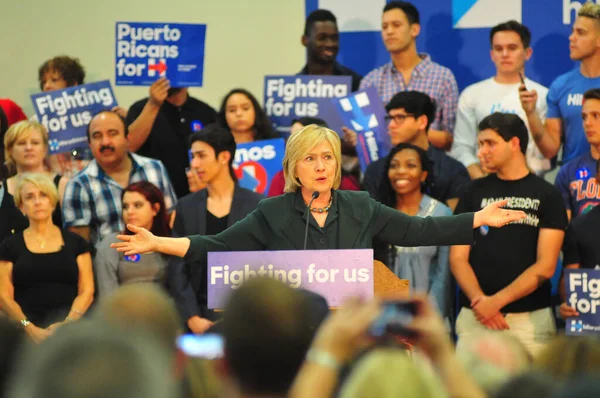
[{"left": 115, "top": 22, "right": 206, "bottom": 87}]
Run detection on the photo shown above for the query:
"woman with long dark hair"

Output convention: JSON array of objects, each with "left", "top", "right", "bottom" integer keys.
[
  {"left": 376, "top": 143, "right": 452, "bottom": 318},
  {"left": 94, "top": 181, "right": 170, "bottom": 297},
  {"left": 217, "top": 88, "right": 278, "bottom": 143}
]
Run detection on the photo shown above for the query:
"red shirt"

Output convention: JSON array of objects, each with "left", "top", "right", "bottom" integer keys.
[{"left": 0, "top": 99, "right": 27, "bottom": 126}]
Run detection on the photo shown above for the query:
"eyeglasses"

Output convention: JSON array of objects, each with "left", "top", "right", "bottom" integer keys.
[{"left": 385, "top": 113, "right": 415, "bottom": 124}]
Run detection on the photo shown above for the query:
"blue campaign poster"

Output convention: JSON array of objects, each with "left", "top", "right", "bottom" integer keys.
[
  {"left": 332, "top": 87, "right": 391, "bottom": 171},
  {"left": 264, "top": 75, "right": 351, "bottom": 137},
  {"left": 30, "top": 80, "right": 118, "bottom": 155},
  {"left": 115, "top": 22, "right": 206, "bottom": 87},
  {"left": 233, "top": 138, "right": 285, "bottom": 195},
  {"left": 565, "top": 269, "right": 600, "bottom": 336}
]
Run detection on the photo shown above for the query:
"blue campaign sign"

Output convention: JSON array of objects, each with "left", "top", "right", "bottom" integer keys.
[
  {"left": 115, "top": 22, "right": 206, "bottom": 87},
  {"left": 30, "top": 80, "right": 118, "bottom": 155},
  {"left": 332, "top": 87, "right": 391, "bottom": 172},
  {"left": 565, "top": 269, "right": 600, "bottom": 336},
  {"left": 264, "top": 75, "right": 351, "bottom": 137},
  {"left": 233, "top": 138, "right": 285, "bottom": 195}
]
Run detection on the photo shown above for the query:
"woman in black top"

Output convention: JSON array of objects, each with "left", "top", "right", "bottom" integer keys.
[
  {"left": 1, "top": 121, "right": 68, "bottom": 243},
  {"left": 0, "top": 173, "right": 93, "bottom": 343}
]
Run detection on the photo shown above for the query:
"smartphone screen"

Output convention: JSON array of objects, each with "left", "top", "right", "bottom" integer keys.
[
  {"left": 369, "top": 300, "right": 417, "bottom": 338},
  {"left": 176, "top": 334, "right": 224, "bottom": 359}
]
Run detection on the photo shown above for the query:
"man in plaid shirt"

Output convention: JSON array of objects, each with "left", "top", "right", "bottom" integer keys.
[
  {"left": 359, "top": 1, "right": 458, "bottom": 150},
  {"left": 62, "top": 111, "right": 177, "bottom": 247}
]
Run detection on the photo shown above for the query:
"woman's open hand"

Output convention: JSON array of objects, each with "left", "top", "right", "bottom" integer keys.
[
  {"left": 473, "top": 199, "right": 527, "bottom": 228},
  {"left": 110, "top": 224, "right": 158, "bottom": 255}
]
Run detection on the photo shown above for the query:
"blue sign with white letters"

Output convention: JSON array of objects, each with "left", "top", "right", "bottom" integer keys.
[
  {"left": 565, "top": 269, "right": 600, "bottom": 336},
  {"left": 115, "top": 22, "right": 206, "bottom": 86},
  {"left": 264, "top": 75, "right": 351, "bottom": 137},
  {"left": 232, "top": 138, "right": 285, "bottom": 195},
  {"left": 332, "top": 87, "right": 391, "bottom": 171},
  {"left": 30, "top": 80, "right": 118, "bottom": 155}
]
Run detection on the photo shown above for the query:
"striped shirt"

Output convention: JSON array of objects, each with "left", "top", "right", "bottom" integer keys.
[
  {"left": 360, "top": 53, "right": 459, "bottom": 133},
  {"left": 62, "top": 153, "right": 177, "bottom": 247}
]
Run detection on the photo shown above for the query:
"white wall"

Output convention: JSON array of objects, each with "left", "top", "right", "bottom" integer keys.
[{"left": 0, "top": 0, "right": 305, "bottom": 116}]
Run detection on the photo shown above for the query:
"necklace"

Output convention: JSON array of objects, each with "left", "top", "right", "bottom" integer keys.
[
  {"left": 307, "top": 196, "right": 333, "bottom": 213},
  {"left": 27, "top": 229, "right": 50, "bottom": 249}
]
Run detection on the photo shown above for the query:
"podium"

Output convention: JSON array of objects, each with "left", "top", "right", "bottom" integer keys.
[{"left": 373, "top": 260, "right": 410, "bottom": 298}]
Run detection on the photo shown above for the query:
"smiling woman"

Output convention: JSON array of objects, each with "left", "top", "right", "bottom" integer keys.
[{"left": 375, "top": 143, "right": 453, "bottom": 318}]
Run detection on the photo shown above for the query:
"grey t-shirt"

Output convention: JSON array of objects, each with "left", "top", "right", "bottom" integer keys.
[{"left": 94, "top": 232, "right": 167, "bottom": 297}]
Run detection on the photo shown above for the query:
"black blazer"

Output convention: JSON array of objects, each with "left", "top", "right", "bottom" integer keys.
[
  {"left": 184, "top": 190, "right": 474, "bottom": 262},
  {"left": 168, "top": 185, "right": 262, "bottom": 321}
]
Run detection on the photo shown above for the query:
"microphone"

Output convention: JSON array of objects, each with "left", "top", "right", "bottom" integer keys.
[{"left": 303, "top": 191, "right": 320, "bottom": 250}]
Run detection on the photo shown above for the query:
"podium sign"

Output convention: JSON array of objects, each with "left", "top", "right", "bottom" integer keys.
[{"left": 207, "top": 249, "right": 373, "bottom": 309}]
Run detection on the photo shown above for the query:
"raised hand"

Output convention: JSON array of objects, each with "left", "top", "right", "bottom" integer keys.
[
  {"left": 149, "top": 77, "right": 170, "bottom": 107},
  {"left": 474, "top": 199, "right": 527, "bottom": 228},
  {"left": 519, "top": 85, "right": 538, "bottom": 115},
  {"left": 110, "top": 224, "right": 158, "bottom": 255}
]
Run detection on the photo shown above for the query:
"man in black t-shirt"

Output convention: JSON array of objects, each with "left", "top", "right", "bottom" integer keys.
[
  {"left": 362, "top": 91, "right": 470, "bottom": 211},
  {"left": 126, "top": 78, "right": 217, "bottom": 198},
  {"left": 559, "top": 163, "right": 600, "bottom": 319},
  {"left": 451, "top": 112, "right": 567, "bottom": 356}
]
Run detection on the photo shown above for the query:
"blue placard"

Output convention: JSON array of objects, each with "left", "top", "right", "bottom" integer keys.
[
  {"left": 565, "top": 269, "right": 600, "bottom": 336},
  {"left": 30, "top": 80, "right": 118, "bottom": 155},
  {"left": 332, "top": 87, "right": 391, "bottom": 172},
  {"left": 115, "top": 22, "right": 206, "bottom": 86},
  {"left": 264, "top": 75, "right": 351, "bottom": 137},
  {"left": 232, "top": 138, "right": 285, "bottom": 195}
]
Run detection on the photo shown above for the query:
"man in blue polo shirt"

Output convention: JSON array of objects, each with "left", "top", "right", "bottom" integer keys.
[{"left": 520, "top": 2, "right": 600, "bottom": 164}]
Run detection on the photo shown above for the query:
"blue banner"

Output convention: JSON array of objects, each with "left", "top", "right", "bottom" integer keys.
[
  {"left": 332, "top": 87, "right": 391, "bottom": 172},
  {"left": 30, "top": 80, "right": 118, "bottom": 155},
  {"left": 232, "top": 138, "right": 285, "bottom": 195},
  {"left": 264, "top": 75, "right": 351, "bottom": 137},
  {"left": 115, "top": 22, "right": 206, "bottom": 86},
  {"left": 565, "top": 269, "right": 600, "bottom": 336}
]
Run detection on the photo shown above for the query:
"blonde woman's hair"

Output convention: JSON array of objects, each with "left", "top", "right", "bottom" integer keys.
[
  {"left": 13, "top": 173, "right": 58, "bottom": 209},
  {"left": 339, "top": 348, "right": 446, "bottom": 398},
  {"left": 4, "top": 120, "right": 49, "bottom": 173},
  {"left": 282, "top": 124, "right": 342, "bottom": 193},
  {"left": 579, "top": 2, "right": 600, "bottom": 20}
]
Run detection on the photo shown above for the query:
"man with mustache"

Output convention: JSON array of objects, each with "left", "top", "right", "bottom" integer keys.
[
  {"left": 62, "top": 110, "right": 177, "bottom": 246},
  {"left": 126, "top": 80, "right": 217, "bottom": 199}
]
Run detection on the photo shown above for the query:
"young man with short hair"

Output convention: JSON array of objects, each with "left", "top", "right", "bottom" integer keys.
[
  {"left": 451, "top": 113, "right": 567, "bottom": 356},
  {"left": 360, "top": 1, "right": 458, "bottom": 149},
  {"left": 298, "top": 9, "right": 362, "bottom": 91},
  {"left": 554, "top": 88, "right": 600, "bottom": 220},
  {"left": 452, "top": 20, "right": 550, "bottom": 179},
  {"left": 520, "top": 2, "right": 600, "bottom": 163},
  {"left": 363, "top": 91, "right": 469, "bottom": 210},
  {"left": 168, "top": 124, "right": 262, "bottom": 333}
]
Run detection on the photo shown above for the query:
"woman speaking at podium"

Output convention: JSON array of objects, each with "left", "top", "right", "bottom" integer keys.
[{"left": 112, "top": 125, "right": 526, "bottom": 260}]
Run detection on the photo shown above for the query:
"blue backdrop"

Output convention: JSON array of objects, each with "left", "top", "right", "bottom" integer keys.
[{"left": 305, "top": 0, "right": 581, "bottom": 91}]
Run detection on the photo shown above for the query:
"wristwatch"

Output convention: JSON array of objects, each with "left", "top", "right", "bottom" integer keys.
[{"left": 20, "top": 319, "right": 31, "bottom": 328}]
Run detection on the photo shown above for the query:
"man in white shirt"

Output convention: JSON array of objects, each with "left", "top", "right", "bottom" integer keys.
[{"left": 451, "top": 21, "right": 550, "bottom": 179}]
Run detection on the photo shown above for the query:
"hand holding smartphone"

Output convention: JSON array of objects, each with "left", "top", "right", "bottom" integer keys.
[
  {"left": 368, "top": 299, "right": 418, "bottom": 338},
  {"left": 518, "top": 73, "right": 527, "bottom": 91}
]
